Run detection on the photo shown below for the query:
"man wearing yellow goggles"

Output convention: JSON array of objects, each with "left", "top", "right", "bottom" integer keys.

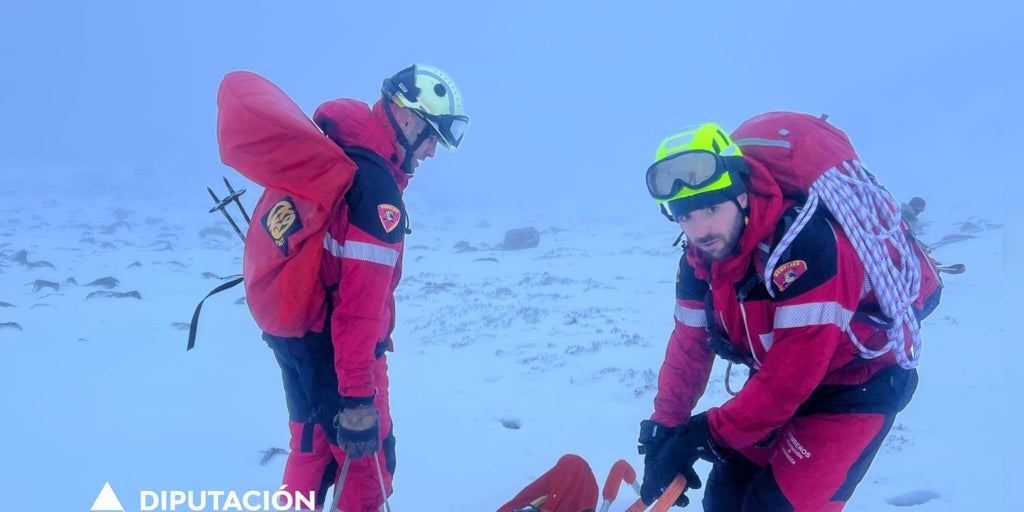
[
  {"left": 644, "top": 125, "right": 749, "bottom": 260},
  {"left": 637, "top": 121, "right": 920, "bottom": 511}
]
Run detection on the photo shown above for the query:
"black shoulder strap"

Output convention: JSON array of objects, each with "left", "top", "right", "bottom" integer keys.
[
  {"left": 186, "top": 276, "right": 244, "bottom": 351},
  {"left": 703, "top": 288, "right": 750, "bottom": 365}
]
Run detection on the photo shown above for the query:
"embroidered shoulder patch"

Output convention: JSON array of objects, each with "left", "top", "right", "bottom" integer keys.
[
  {"left": 772, "top": 260, "right": 808, "bottom": 292},
  {"left": 378, "top": 204, "right": 401, "bottom": 233},
  {"left": 263, "top": 197, "right": 303, "bottom": 256}
]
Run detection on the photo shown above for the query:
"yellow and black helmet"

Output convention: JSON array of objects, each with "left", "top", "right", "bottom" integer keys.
[{"left": 645, "top": 122, "right": 748, "bottom": 220}]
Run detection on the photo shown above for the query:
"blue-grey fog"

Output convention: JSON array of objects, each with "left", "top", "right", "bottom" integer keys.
[{"left": 2, "top": 0, "right": 1020, "bottom": 220}]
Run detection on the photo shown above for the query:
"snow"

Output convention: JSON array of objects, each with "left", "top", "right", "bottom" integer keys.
[
  {"left": 2, "top": 1, "right": 1020, "bottom": 510},
  {"left": 0, "top": 168, "right": 1015, "bottom": 511}
]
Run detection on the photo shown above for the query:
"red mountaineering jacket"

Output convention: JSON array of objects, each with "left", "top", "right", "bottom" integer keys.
[
  {"left": 651, "top": 157, "right": 900, "bottom": 451},
  {"left": 311, "top": 98, "right": 410, "bottom": 400}
]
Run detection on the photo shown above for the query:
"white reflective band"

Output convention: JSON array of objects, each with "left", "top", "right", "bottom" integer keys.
[
  {"left": 774, "top": 302, "right": 853, "bottom": 330},
  {"left": 324, "top": 233, "right": 344, "bottom": 258},
  {"left": 734, "top": 137, "right": 792, "bottom": 149},
  {"left": 342, "top": 240, "right": 399, "bottom": 267},
  {"left": 674, "top": 304, "right": 707, "bottom": 328}
]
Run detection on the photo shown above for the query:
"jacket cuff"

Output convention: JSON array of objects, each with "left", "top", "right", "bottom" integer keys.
[
  {"left": 339, "top": 394, "right": 375, "bottom": 409},
  {"left": 705, "top": 407, "right": 728, "bottom": 448}
]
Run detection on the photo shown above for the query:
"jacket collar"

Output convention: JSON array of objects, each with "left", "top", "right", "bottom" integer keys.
[
  {"left": 689, "top": 157, "right": 785, "bottom": 284},
  {"left": 313, "top": 98, "right": 410, "bottom": 191}
]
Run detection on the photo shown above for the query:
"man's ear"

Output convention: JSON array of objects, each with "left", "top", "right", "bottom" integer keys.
[{"left": 737, "top": 192, "right": 749, "bottom": 210}]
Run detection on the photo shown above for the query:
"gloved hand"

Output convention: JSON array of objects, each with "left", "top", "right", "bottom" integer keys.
[
  {"left": 674, "top": 412, "right": 727, "bottom": 465},
  {"left": 335, "top": 397, "right": 379, "bottom": 459},
  {"left": 638, "top": 420, "right": 701, "bottom": 507}
]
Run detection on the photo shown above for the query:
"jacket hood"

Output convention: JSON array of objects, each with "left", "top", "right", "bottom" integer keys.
[{"left": 312, "top": 98, "right": 410, "bottom": 191}]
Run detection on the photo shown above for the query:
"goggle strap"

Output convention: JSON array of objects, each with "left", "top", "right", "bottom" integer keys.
[{"left": 722, "top": 155, "right": 750, "bottom": 176}]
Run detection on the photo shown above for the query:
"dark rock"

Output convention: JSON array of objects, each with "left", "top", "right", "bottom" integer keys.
[
  {"left": 501, "top": 227, "right": 540, "bottom": 250},
  {"left": 86, "top": 290, "right": 141, "bottom": 300},
  {"left": 86, "top": 277, "right": 120, "bottom": 289},
  {"left": 32, "top": 280, "right": 60, "bottom": 292}
]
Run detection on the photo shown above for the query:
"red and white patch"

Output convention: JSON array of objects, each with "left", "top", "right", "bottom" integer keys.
[
  {"left": 772, "top": 260, "right": 808, "bottom": 292},
  {"left": 378, "top": 204, "right": 401, "bottom": 233}
]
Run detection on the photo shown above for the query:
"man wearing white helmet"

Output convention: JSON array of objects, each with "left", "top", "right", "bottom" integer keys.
[{"left": 259, "top": 63, "right": 468, "bottom": 511}]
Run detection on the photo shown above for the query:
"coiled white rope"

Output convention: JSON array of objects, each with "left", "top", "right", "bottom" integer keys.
[{"left": 762, "top": 160, "right": 922, "bottom": 369}]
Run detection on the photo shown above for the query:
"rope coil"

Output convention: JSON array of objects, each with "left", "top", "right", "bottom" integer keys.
[{"left": 762, "top": 160, "right": 923, "bottom": 369}]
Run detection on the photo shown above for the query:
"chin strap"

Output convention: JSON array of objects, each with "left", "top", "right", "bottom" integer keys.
[{"left": 384, "top": 101, "right": 433, "bottom": 175}]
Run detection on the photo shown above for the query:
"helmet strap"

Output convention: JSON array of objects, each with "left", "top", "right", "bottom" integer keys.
[
  {"left": 384, "top": 102, "right": 430, "bottom": 175},
  {"left": 659, "top": 203, "right": 675, "bottom": 222},
  {"left": 400, "top": 128, "right": 434, "bottom": 175},
  {"left": 730, "top": 196, "right": 747, "bottom": 214}
]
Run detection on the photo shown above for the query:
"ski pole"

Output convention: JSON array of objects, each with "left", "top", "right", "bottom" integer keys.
[
  {"left": 623, "top": 474, "right": 686, "bottom": 512},
  {"left": 598, "top": 459, "right": 640, "bottom": 512},
  {"left": 326, "top": 455, "right": 351, "bottom": 512},
  {"left": 375, "top": 455, "right": 391, "bottom": 512},
  {"left": 206, "top": 187, "right": 246, "bottom": 242},
  {"left": 222, "top": 176, "right": 251, "bottom": 224}
]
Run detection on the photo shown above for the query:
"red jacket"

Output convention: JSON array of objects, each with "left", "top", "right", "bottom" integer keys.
[
  {"left": 312, "top": 99, "right": 410, "bottom": 399},
  {"left": 651, "top": 158, "right": 897, "bottom": 450}
]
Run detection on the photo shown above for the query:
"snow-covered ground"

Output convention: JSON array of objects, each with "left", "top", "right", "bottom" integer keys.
[{"left": 0, "top": 169, "right": 1015, "bottom": 511}]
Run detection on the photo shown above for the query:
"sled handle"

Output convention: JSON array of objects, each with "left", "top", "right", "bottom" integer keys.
[
  {"left": 624, "top": 474, "right": 687, "bottom": 512},
  {"left": 602, "top": 459, "right": 638, "bottom": 502}
]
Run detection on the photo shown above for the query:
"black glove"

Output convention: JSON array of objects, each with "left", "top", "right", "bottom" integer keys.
[
  {"left": 638, "top": 420, "right": 701, "bottom": 507},
  {"left": 335, "top": 396, "right": 379, "bottom": 459},
  {"left": 675, "top": 412, "right": 728, "bottom": 465}
]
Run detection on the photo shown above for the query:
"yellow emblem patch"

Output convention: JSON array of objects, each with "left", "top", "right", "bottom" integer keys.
[{"left": 263, "top": 197, "right": 303, "bottom": 255}]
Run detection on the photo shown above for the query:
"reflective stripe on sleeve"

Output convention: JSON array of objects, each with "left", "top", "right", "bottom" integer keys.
[
  {"left": 324, "top": 233, "right": 344, "bottom": 258},
  {"left": 323, "top": 235, "right": 399, "bottom": 267},
  {"left": 774, "top": 302, "right": 853, "bottom": 330},
  {"left": 674, "top": 304, "right": 707, "bottom": 328}
]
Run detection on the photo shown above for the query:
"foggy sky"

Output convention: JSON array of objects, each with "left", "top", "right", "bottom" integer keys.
[{"left": 2, "top": 0, "right": 1020, "bottom": 221}]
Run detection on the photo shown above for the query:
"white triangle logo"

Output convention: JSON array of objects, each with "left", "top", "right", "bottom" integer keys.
[{"left": 91, "top": 482, "right": 125, "bottom": 511}]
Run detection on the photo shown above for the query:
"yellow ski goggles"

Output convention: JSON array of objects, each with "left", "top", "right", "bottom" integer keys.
[{"left": 645, "top": 150, "right": 745, "bottom": 201}]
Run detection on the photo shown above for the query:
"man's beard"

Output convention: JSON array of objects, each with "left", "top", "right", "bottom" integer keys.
[{"left": 693, "top": 212, "right": 745, "bottom": 261}]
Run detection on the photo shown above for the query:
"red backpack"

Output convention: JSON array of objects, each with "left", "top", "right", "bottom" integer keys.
[
  {"left": 186, "top": 71, "right": 358, "bottom": 349},
  {"left": 731, "top": 112, "right": 942, "bottom": 368}
]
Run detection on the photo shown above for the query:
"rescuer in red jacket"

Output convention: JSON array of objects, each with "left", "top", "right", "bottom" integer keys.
[
  {"left": 636, "top": 123, "right": 918, "bottom": 511},
  {"left": 262, "top": 64, "right": 468, "bottom": 511}
]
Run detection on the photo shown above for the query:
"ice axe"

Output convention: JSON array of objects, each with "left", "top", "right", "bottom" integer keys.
[
  {"left": 623, "top": 474, "right": 687, "bottom": 512},
  {"left": 598, "top": 459, "right": 641, "bottom": 512}
]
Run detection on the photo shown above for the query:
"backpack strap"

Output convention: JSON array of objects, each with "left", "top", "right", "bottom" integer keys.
[
  {"left": 702, "top": 252, "right": 766, "bottom": 367},
  {"left": 703, "top": 288, "right": 749, "bottom": 366},
  {"left": 186, "top": 276, "right": 245, "bottom": 350}
]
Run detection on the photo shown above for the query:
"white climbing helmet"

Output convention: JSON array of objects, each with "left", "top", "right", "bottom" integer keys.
[{"left": 381, "top": 64, "right": 468, "bottom": 148}]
